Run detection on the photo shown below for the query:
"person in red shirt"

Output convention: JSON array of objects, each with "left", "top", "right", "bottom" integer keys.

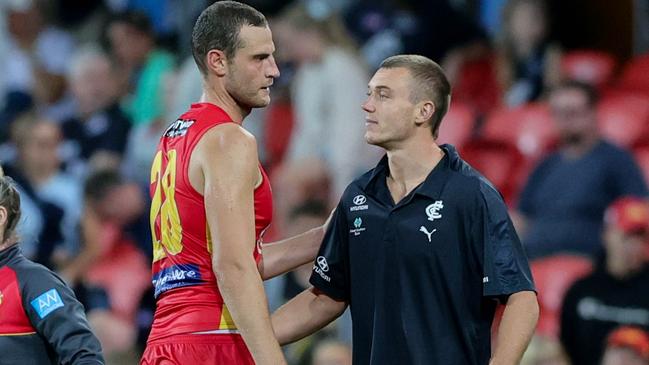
[{"left": 140, "top": 2, "right": 326, "bottom": 364}]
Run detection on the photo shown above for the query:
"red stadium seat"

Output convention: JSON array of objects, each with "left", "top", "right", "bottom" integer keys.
[
  {"left": 460, "top": 139, "right": 527, "bottom": 204},
  {"left": 618, "top": 53, "right": 649, "bottom": 95},
  {"left": 598, "top": 93, "right": 649, "bottom": 147},
  {"left": 482, "top": 103, "right": 558, "bottom": 162},
  {"left": 437, "top": 102, "right": 477, "bottom": 149},
  {"left": 263, "top": 102, "right": 294, "bottom": 173},
  {"left": 531, "top": 255, "right": 593, "bottom": 338},
  {"left": 561, "top": 50, "right": 616, "bottom": 87},
  {"left": 452, "top": 54, "right": 502, "bottom": 116}
]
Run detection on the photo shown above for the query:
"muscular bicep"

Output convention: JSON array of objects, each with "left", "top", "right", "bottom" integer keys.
[{"left": 195, "top": 125, "right": 260, "bottom": 267}]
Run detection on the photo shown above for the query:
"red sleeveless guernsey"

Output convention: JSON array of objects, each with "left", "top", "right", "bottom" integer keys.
[{"left": 147, "top": 103, "right": 272, "bottom": 341}]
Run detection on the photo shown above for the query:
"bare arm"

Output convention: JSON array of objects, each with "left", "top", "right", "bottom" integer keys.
[
  {"left": 260, "top": 210, "right": 333, "bottom": 280},
  {"left": 259, "top": 226, "right": 324, "bottom": 280},
  {"left": 197, "top": 125, "right": 285, "bottom": 365},
  {"left": 490, "top": 291, "right": 539, "bottom": 365},
  {"left": 272, "top": 287, "right": 347, "bottom": 345}
]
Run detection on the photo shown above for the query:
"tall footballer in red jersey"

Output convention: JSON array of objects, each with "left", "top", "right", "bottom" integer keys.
[{"left": 141, "top": 2, "right": 326, "bottom": 364}]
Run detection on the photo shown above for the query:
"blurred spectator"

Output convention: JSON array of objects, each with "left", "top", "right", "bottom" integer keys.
[
  {"left": 520, "top": 335, "right": 569, "bottom": 365},
  {"left": 61, "top": 169, "right": 149, "bottom": 360},
  {"left": 560, "top": 196, "right": 649, "bottom": 365},
  {"left": 122, "top": 69, "right": 178, "bottom": 187},
  {"left": 60, "top": 46, "right": 132, "bottom": 178},
  {"left": 61, "top": 169, "right": 148, "bottom": 286},
  {"left": 272, "top": 2, "right": 380, "bottom": 200},
  {"left": 601, "top": 326, "right": 649, "bottom": 365},
  {"left": 3, "top": 0, "right": 76, "bottom": 121},
  {"left": 168, "top": 56, "right": 203, "bottom": 124},
  {"left": 0, "top": 2, "right": 10, "bottom": 101},
  {"left": 495, "top": 0, "right": 561, "bottom": 107},
  {"left": 343, "top": 1, "right": 485, "bottom": 69},
  {"left": 106, "top": 10, "right": 175, "bottom": 127},
  {"left": 4, "top": 113, "right": 81, "bottom": 266},
  {"left": 517, "top": 81, "right": 647, "bottom": 258},
  {"left": 312, "top": 340, "right": 353, "bottom": 365}
]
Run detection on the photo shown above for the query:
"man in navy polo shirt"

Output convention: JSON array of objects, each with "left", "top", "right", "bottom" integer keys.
[{"left": 272, "top": 54, "right": 539, "bottom": 365}]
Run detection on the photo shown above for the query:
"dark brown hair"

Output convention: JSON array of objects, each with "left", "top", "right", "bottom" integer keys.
[{"left": 191, "top": 1, "right": 268, "bottom": 75}]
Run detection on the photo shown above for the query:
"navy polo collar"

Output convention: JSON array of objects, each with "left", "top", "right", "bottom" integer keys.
[{"left": 363, "top": 144, "right": 459, "bottom": 202}]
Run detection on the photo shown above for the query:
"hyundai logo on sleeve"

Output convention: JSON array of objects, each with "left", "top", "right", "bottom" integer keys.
[
  {"left": 351, "top": 194, "right": 369, "bottom": 211},
  {"left": 314, "top": 256, "right": 331, "bottom": 282},
  {"left": 317, "top": 256, "right": 329, "bottom": 272}
]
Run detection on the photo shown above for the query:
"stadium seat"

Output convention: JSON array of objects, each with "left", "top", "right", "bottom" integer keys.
[
  {"left": 531, "top": 255, "right": 593, "bottom": 338},
  {"left": 437, "top": 101, "right": 477, "bottom": 149},
  {"left": 263, "top": 102, "right": 295, "bottom": 173},
  {"left": 460, "top": 139, "right": 526, "bottom": 204},
  {"left": 452, "top": 54, "right": 501, "bottom": 116},
  {"left": 482, "top": 103, "right": 558, "bottom": 162},
  {"left": 618, "top": 53, "right": 649, "bottom": 95},
  {"left": 561, "top": 50, "right": 616, "bottom": 87},
  {"left": 598, "top": 93, "right": 649, "bottom": 147}
]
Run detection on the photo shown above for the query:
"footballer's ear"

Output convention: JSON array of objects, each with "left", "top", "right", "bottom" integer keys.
[
  {"left": 0, "top": 206, "right": 7, "bottom": 233},
  {"left": 206, "top": 49, "right": 228, "bottom": 77},
  {"left": 414, "top": 100, "right": 435, "bottom": 126}
]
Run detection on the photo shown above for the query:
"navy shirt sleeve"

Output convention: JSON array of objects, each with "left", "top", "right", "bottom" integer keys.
[
  {"left": 476, "top": 184, "right": 536, "bottom": 299},
  {"left": 309, "top": 201, "right": 350, "bottom": 302},
  {"left": 19, "top": 265, "right": 105, "bottom": 365}
]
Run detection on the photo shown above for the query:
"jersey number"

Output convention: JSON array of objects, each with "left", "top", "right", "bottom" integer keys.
[{"left": 151, "top": 149, "right": 183, "bottom": 262}]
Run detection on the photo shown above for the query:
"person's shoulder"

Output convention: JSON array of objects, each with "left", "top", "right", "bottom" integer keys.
[
  {"left": 9, "top": 254, "right": 62, "bottom": 288},
  {"left": 196, "top": 122, "right": 257, "bottom": 161},
  {"left": 202, "top": 121, "right": 254, "bottom": 142},
  {"left": 441, "top": 145, "right": 511, "bottom": 215},
  {"left": 337, "top": 166, "right": 377, "bottom": 204},
  {"left": 445, "top": 146, "right": 500, "bottom": 198},
  {"left": 597, "top": 139, "right": 635, "bottom": 160},
  {"left": 563, "top": 270, "right": 599, "bottom": 298}
]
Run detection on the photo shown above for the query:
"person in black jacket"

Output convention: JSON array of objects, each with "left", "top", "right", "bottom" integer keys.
[
  {"left": 560, "top": 196, "right": 649, "bottom": 365},
  {"left": 0, "top": 171, "right": 104, "bottom": 365}
]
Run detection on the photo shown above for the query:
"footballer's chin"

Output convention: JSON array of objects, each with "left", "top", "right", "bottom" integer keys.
[
  {"left": 364, "top": 131, "right": 381, "bottom": 146},
  {"left": 249, "top": 95, "right": 271, "bottom": 108}
]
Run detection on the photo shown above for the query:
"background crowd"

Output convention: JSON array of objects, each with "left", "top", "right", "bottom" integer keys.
[{"left": 1, "top": 0, "right": 648, "bottom": 364}]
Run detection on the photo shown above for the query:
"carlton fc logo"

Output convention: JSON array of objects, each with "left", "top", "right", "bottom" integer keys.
[{"left": 425, "top": 200, "right": 444, "bottom": 221}]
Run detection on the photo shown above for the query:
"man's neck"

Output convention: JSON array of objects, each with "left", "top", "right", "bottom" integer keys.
[
  {"left": 0, "top": 237, "right": 18, "bottom": 252},
  {"left": 561, "top": 133, "right": 600, "bottom": 160},
  {"left": 201, "top": 82, "right": 249, "bottom": 125},
  {"left": 22, "top": 165, "right": 54, "bottom": 188},
  {"left": 385, "top": 139, "right": 444, "bottom": 203}
]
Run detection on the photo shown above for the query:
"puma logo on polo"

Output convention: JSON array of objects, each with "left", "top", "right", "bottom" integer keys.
[{"left": 419, "top": 226, "right": 437, "bottom": 243}]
